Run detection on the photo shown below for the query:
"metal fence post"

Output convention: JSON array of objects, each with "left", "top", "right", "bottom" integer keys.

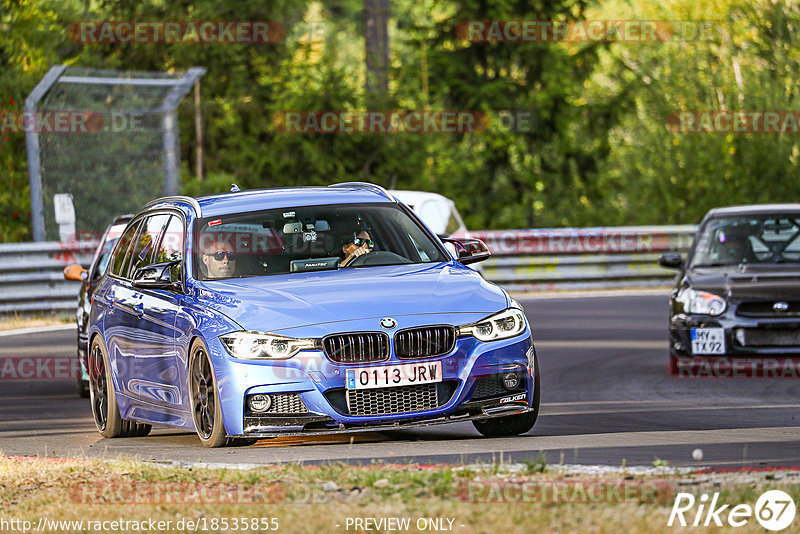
[
  {"left": 161, "top": 67, "right": 206, "bottom": 196},
  {"left": 25, "top": 66, "right": 67, "bottom": 242},
  {"left": 162, "top": 112, "right": 179, "bottom": 195}
]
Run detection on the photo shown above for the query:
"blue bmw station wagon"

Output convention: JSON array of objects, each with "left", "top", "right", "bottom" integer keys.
[{"left": 88, "top": 183, "right": 539, "bottom": 447}]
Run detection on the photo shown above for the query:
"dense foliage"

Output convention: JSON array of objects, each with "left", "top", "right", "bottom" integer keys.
[{"left": 2, "top": 0, "right": 799, "bottom": 241}]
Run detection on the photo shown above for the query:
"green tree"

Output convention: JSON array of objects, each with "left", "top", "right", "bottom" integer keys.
[{"left": 594, "top": 0, "right": 800, "bottom": 224}]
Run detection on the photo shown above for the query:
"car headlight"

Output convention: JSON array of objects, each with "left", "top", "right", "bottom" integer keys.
[
  {"left": 458, "top": 308, "right": 528, "bottom": 341},
  {"left": 220, "top": 331, "right": 317, "bottom": 360},
  {"left": 676, "top": 288, "right": 727, "bottom": 316}
]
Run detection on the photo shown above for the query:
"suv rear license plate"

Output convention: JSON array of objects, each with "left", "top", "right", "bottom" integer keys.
[
  {"left": 346, "top": 361, "right": 443, "bottom": 390},
  {"left": 691, "top": 327, "right": 726, "bottom": 354}
]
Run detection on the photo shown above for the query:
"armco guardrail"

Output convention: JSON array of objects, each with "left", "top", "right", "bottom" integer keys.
[
  {"left": 0, "top": 225, "right": 697, "bottom": 315},
  {"left": 0, "top": 240, "right": 97, "bottom": 314},
  {"left": 464, "top": 225, "right": 697, "bottom": 292}
]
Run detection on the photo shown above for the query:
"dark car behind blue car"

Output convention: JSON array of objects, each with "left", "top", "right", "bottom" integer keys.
[
  {"left": 661, "top": 204, "right": 800, "bottom": 375},
  {"left": 63, "top": 214, "right": 132, "bottom": 398},
  {"left": 87, "top": 183, "right": 539, "bottom": 447}
]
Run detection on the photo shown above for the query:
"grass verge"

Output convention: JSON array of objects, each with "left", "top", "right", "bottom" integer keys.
[
  {"left": 0, "top": 313, "right": 72, "bottom": 332},
  {"left": 1, "top": 456, "right": 797, "bottom": 533}
]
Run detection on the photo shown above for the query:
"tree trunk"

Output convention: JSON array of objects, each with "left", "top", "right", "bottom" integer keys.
[
  {"left": 364, "top": 0, "right": 390, "bottom": 100},
  {"left": 194, "top": 80, "right": 203, "bottom": 181}
]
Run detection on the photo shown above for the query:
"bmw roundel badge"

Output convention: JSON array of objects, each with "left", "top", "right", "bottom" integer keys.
[{"left": 380, "top": 317, "right": 397, "bottom": 329}]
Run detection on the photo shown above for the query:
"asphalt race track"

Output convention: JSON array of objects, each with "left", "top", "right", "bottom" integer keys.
[{"left": 1, "top": 293, "right": 799, "bottom": 468}]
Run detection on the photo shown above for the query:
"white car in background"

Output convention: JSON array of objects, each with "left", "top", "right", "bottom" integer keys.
[{"left": 390, "top": 190, "right": 467, "bottom": 238}]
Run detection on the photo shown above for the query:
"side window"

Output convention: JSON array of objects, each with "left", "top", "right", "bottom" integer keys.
[
  {"left": 108, "top": 221, "right": 141, "bottom": 278},
  {"left": 155, "top": 215, "right": 185, "bottom": 281},
  {"left": 127, "top": 214, "right": 171, "bottom": 278},
  {"left": 93, "top": 238, "right": 119, "bottom": 280}
]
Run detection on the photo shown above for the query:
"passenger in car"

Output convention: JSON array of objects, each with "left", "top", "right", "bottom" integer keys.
[{"left": 201, "top": 237, "right": 237, "bottom": 278}]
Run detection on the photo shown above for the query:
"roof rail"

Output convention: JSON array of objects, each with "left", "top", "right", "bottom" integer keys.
[
  {"left": 328, "top": 182, "right": 395, "bottom": 202},
  {"left": 143, "top": 195, "right": 203, "bottom": 217}
]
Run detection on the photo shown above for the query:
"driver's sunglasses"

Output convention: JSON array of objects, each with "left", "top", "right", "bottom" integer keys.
[
  {"left": 210, "top": 251, "right": 236, "bottom": 261},
  {"left": 353, "top": 237, "right": 374, "bottom": 248}
]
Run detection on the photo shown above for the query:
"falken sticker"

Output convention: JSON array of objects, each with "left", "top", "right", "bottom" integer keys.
[{"left": 499, "top": 393, "right": 526, "bottom": 404}]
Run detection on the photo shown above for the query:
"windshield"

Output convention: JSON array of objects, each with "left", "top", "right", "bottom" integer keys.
[
  {"left": 691, "top": 214, "right": 800, "bottom": 268},
  {"left": 193, "top": 203, "right": 448, "bottom": 280}
]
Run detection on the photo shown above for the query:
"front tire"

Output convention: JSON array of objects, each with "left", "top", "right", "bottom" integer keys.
[
  {"left": 473, "top": 355, "right": 541, "bottom": 437},
  {"left": 189, "top": 340, "right": 229, "bottom": 448},
  {"left": 473, "top": 409, "right": 538, "bottom": 437},
  {"left": 88, "top": 338, "right": 151, "bottom": 438}
]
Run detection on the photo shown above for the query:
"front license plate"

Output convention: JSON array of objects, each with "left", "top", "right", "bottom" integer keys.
[
  {"left": 346, "top": 361, "right": 443, "bottom": 390},
  {"left": 691, "top": 328, "right": 726, "bottom": 355}
]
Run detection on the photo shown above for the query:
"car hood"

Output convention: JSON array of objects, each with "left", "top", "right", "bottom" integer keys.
[
  {"left": 687, "top": 265, "right": 800, "bottom": 300},
  {"left": 192, "top": 262, "right": 508, "bottom": 332}
]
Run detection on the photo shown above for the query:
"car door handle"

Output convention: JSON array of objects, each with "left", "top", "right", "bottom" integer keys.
[{"left": 104, "top": 293, "right": 115, "bottom": 304}]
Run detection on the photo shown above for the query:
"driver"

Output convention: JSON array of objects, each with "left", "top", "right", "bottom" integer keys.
[
  {"left": 201, "top": 236, "right": 237, "bottom": 278},
  {"left": 340, "top": 230, "right": 374, "bottom": 267},
  {"left": 717, "top": 227, "right": 754, "bottom": 263}
]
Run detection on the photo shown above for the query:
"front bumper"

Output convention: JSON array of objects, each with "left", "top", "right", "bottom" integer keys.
[
  {"left": 240, "top": 398, "right": 534, "bottom": 438},
  {"left": 670, "top": 312, "right": 800, "bottom": 358},
  {"left": 206, "top": 327, "right": 536, "bottom": 437}
]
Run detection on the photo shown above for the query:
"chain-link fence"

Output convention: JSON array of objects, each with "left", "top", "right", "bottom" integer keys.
[{"left": 25, "top": 66, "right": 205, "bottom": 241}]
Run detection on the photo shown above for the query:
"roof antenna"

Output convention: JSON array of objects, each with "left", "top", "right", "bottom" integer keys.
[{"left": 230, "top": 184, "right": 241, "bottom": 192}]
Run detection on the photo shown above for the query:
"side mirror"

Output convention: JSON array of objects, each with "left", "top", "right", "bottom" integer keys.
[
  {"left": 658, "top": 253, "right": 684, "bottom": 270},
  {"left": 132, "top": 260, "right": 182, "bottom": 291},
  {"left": 63, "top": 264, "right": 88, "bottom": 281},
  {"left": 442, "top": 238, "right": 491, "bottom": 265}
]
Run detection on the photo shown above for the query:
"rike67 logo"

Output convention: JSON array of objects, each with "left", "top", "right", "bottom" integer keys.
[{"left": 668, "top": 490, "right": 796, "bottom": 531}]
